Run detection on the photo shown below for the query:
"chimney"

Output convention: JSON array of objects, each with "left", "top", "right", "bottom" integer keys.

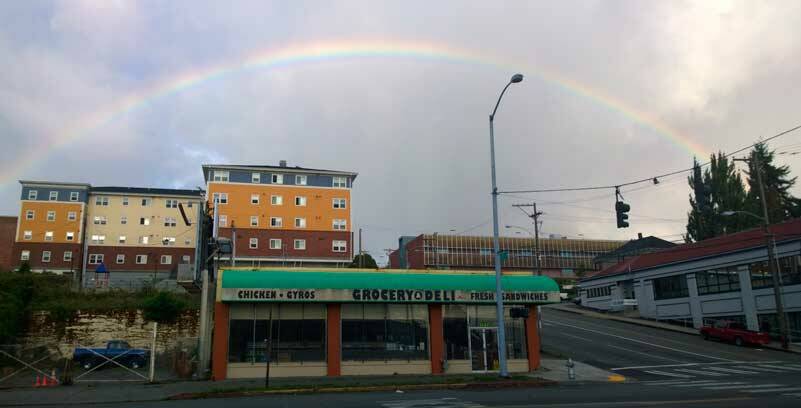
[
  {"left": 279, "top": 160, "right": 287, "bottom": 167},
  {"left": 637, "top": 233, "right": 643, "bottom": 240}
]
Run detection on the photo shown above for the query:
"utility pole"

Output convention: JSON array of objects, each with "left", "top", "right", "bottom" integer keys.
[
  {"left": 231, "top": 221, "right": 236, "bottom": 267},
  {"left": 735, "top": 155, "right": 790, "bottom": 349},
  {"left": 358, "top": 228, "right": 363, "bottom": 268},
  {"left": 513, "top": 203, "right": 543, "bottom": 275}
]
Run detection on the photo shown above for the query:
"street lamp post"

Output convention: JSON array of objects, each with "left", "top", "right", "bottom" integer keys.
[{"left": 488, "top": 73, "right": 523, "bottom": 377}]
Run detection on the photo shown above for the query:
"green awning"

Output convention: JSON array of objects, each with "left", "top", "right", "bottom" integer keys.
[{"left": 219, "top": 269, "right": 560, "bottom": 304}]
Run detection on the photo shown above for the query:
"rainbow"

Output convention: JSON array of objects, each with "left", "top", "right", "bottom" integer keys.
[{"left": 1, "top": 39, "right": 709, "bottom": 186}]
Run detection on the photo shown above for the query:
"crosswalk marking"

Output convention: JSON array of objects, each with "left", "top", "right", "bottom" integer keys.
[
  {"left": 672, "top": 381, "right": 740, "bottom": 388},
  {"left": 673, "top": 368, "right": 728, "bottom": 376},
  {"left": 784, "top": 393, "right": 801, "bottom": 397},
  {"left": 746, "top": 387, "right": 801, "bottom": 394},
  {"left": 704, "top": 366, "right": 759, "bottom": 375},
  {"left": 737, "top": 365, "right": 784, "bottom": 372},
  {"left": 643, "top": 380, "right": 697, "bottom": 386},
  {"left": 644, "top": 370, "right": 693, "bottom": 378},
  {"left": 755, "top": 364, "right": 801, "bottom": 372},
  {"left": 703, "top": 383, "right": 783, "bottom": 390}
]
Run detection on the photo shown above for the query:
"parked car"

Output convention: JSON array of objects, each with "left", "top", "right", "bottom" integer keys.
[
  {"left": 700, "top": 320, "right": 770, "bottom": 346},
  {"left": 73, "top": 340, "right": 150, "bottom": 369}
]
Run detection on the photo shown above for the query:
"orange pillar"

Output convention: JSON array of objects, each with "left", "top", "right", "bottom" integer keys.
[
  {"left": 211, "top": 302, "right": 229, "bottom": 380},
  {"left": 326, "top": 304, "right": 341, "bottom": 376},
  {"left": 526, "top": 305, "right": 541, "bottom": 371},
  {"left": 428, "top": 304, "right": 444, "bottom": 374}
]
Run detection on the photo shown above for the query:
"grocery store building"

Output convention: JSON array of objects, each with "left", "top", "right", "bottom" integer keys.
[{"left": 211, "top": 268, "right": 560, "bottom": 379}]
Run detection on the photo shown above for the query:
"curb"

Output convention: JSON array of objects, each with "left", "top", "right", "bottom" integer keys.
[
  {"left": 548, "top": 305, "right": 801, "bottom": 355},
  {"left": 167, "top": 379, "right": 559, "bottom": 400}
]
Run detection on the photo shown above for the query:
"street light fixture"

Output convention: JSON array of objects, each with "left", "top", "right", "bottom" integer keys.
[
  {"left": 488, "top": 73, "right": 524, "bottom": 378},
  {"left": 721, "top": 209, "right": 790, "bottom": 349}
]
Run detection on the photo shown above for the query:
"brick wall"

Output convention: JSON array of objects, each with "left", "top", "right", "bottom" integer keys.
[{"left": 0, "top": 216, "right": 17, "bottom": 271}]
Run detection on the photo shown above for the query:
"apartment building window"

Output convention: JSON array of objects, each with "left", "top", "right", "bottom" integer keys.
[
  {"left": 333, "top": 240, "right": 347, "bottom": 252},
  {"left": 295, "top": 196, "right": 307, "bottom": 206},
  {"left": 116, "top": 254, "right": 125, "bottom": 264},
  {"left": 294, "top": 239, "right": 306, "bottom": 250},
  {"left": 20, "top": 251, "right": 30, "bottom": 261},
  {"left": 333, "top": 198, "right": 347, "bottom": 209},
  {"left": 270, "top": 217, "right": 283, "bottom": 227},
  {"left": 163, "top": 237, "right": 176, "bottom": 246},
  {"left": 66, "top": 232, "right": 74, "bottom": 241},
  {"left": 251, "top": 194, "right": 260, "bottom": 205},
  {"left": 295, "top": 218, "right": 306, "bottom": 228},
  {"left": 252, "top": 173, "right": 261, "bottom": 183},
  {"left": 249, "top": 238, "right": 258, "bottom": 249},
  {"left": 139, "top": 236, "right": 149, "bottom": 244},
  {"left": 95, "top": 196, "right": 109, "bottom": 206},
  {"left": 185, "top": 238, "right": 191, "bottom": 245},
  {"left": 26, "top": 210, "right": 34, "bottom": 220},
  {"left": 272, "top": 174, "right": 283, "bottom": 184},
  {"left": 165, "top": 199, "right": 178, "bottom": 208},
  {"left": 219, "top": 215, "right": 227, "bottom": 227},
  {"left": 63, "top": 251, "right": 73, "bottom": 262},
  {"left": 94, "top": 216, "right": 107, "bottom": 225},
  {"left": 68, "top": 211, "right": 76, "bottom": 221},
  {"left": 587, "top": 286, "right": 612, "bottom": 298},
  {"left": 70, "top": 192, "right": 79, "bottom": 201},
  {"left": 119, "top": 236, "right": 126, "bottom": 244},
  {"left": 653, "top": 275, "right": 689, "bottom": 300},
  {"left": 333, "top": 219, "right": 347, "bottom": 230},
  {"left": 332, "top": 176, "right": 347, "bottom": 188},
  {"left": 187, "top": 202, "right": 193, "bottom": 208},
  {"left": 250, "top": 216, "right": 259, "bottom": 227},
  {"left": 213, "top": 170, "right": 229, "bottom": 182},
  {"left": 141, "top": 198, "right": 151, "bottom": 206},
  {"left": 28, "top": 190, "right": 37, "bottom": 200},
  {"left": 164, "top": 217, "right": 177, "bottom": 227},
  {"left": 136, "top": 255, "right": 148, "bottom": 264},
  {"left": 212, "top": 193, "right": 228, "bottom": 204},
  {"left": 23, "top": 230, "right": 32, "bottom": 240},
  {"left": 49, "top": 191, "right": 58, "bottom": 201},
  {"left": 140, "top": 217, "right": 150, "bottom": 226},
  {"left": 45, "top": 231, "right": 53, "bottom": 241},
  {"left": 89, "top": 254, "right": 103, "bottom": 264},
  {"left": 91, "top": 235, "right": 105, "bottom": 244},
  {"left": 269, "top": 239, "right": 282, "bottom": 249},
  {"left": 42, "top": 251, "right": 51, "bottom": 263},
  {"left": 181, "top": 255, "right": 191, "bottom": 264},
  {"left": 696, "top": 267, "right": 741, "bottom": 295},
  {"left": 296, "top": 175, "right": 307, "bottom": 185},
  {"left": 160, "top": 255, "right": 172, "bottom": 265},
  {"left": 46, "top": 211, "right": 55, "bottom": 221},
  {"left": 120, "top": 216, "right": 127, "bottom": 225},
  {"left": 122, "top": 196, "right": 129, "bottom": 206}
]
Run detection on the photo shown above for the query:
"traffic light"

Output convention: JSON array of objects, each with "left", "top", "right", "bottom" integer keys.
[{"left": 615, "top": 200, "right": 630, "bottom": 228}]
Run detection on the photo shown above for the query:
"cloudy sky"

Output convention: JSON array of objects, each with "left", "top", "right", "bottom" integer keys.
[{"left": 2, "top": 1, "right": 801, "bottom": 264}]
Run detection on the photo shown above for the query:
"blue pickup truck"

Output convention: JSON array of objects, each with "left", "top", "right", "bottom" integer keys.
[{"left": 73, "top": 340, "right": 149, "bottom": 370}]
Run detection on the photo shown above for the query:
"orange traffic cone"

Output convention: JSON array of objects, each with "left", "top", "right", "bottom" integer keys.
[
  {"left": 42, "top": 376, "right": 49, "bottom": 387},
  {"left": 50, "top": 369, "right": 58, "bottom": 386},
  {"left": 34, "top": 375, "right": 41, "bottom": 387}
]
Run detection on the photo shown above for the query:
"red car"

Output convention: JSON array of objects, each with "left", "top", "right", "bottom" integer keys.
[{"left": 700, "top": 320, "right": 771, "bottom": 346}]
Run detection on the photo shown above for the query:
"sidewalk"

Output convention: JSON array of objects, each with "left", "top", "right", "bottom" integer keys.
[
  {"left": 546, "top": 303, "right": 801, "bottom": 354},
  {"left": 0, "top": 358, "right": 619, "bottom": 406}
]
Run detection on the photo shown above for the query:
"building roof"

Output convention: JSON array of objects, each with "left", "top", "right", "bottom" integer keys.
[
  {"left": 593, "top": 236, "right": 677, "bottom": 262},
  {"left": 583, "top": 218, "right": 801, "bottom": 282},
  {"left": 19, "top": 180, "right": 91, "bottom": 188},
  {"left": 202, "top": 164, "right": 358, "bottom": 178},
  {"left": 90, "top": 186, "right": 203, "bottom": 198}
]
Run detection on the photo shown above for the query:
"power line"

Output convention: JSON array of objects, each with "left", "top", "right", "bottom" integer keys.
[{"left": 499, "top": 123, "right": 801, "bottom": 195}]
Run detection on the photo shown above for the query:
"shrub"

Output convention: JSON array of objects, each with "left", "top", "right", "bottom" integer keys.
[{"left": 141, "top": 292, "right": 188, "bottom": 323}]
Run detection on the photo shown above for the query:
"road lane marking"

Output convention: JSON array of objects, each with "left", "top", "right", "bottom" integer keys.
[
  {"left": 605, "top": 344, "right": 690, "bottom": 363},
  {"left": 704, "top": 366, "right": 760, "bottom": 375},
  {"left": 703, "top": 384, "right": 783, "bottom": 390},
  {"left": 546, "top": 320, "right": 733, "bottom": 362},
  {"left": 754, "top": 364, "right": 801, "bottom": 371},
  {"left": 673, "top": 368, "right": 728, "bottom": 376},
  {"left": 644, "top": 370, "right": 693, "bottom": 378},
  {"left": 745, "top": 387, "right": 801, "bottom": 393},
  {"left": 737, "top": 365, "right": 784, "bottom": 372},
  {"left": 671, "top": 381, "right": 739, "bottom": 387},
  {"left": 612, "top": 361, "right": 783, "bottom": 371},
  {"left": 559, "top": 333, "right": 594, "bottom": 342},
  {"left": 643, "top": 380, "right": 694, "bottom": 386}
]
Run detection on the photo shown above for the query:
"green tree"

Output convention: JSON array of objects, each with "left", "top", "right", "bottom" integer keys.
[
  {"left": 686, "top": 158, "right": 714, "bottom": 242},
  {"left": 686, "top": 153, "right": 749, "bottom": 242},
  {"left": 349, "top": 253, "right": 378, "bottom": 269},
  {"left": 744, "top": 142, "right": 801, "bottom": 225}
]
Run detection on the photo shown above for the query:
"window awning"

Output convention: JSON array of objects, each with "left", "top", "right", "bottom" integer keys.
[{"left": 219, "top": 269, "right": 561, "bottom": 304}]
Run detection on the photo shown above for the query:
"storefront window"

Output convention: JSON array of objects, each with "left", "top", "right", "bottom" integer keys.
[
  {"left": 696, "top": 267, "right": 740, "bottom": 295},
  {"left": 504, "top": 313, "right": 528, "bottom": 360},
  {"left": 750, "top": 261, "right": 772, "bottom": 289},
  {"left": 652, "top": 275, "right": 689, "bottom": 300},
  {"left": 341, "top": 304, "right": 428, "bottom": 361},
  {"left": 228, "top": 304, "right": 325, "bottom": 363},
  {"left": 444, "top": 305, "right": 469, "bottom": 360},
  {"left": 444, "top": 305, "right": 528, "bottom": 361}
]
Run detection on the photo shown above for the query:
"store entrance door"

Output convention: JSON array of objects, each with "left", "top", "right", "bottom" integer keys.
[{"left": 469, "top": 328, "right": 499, "bottom": 372}]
